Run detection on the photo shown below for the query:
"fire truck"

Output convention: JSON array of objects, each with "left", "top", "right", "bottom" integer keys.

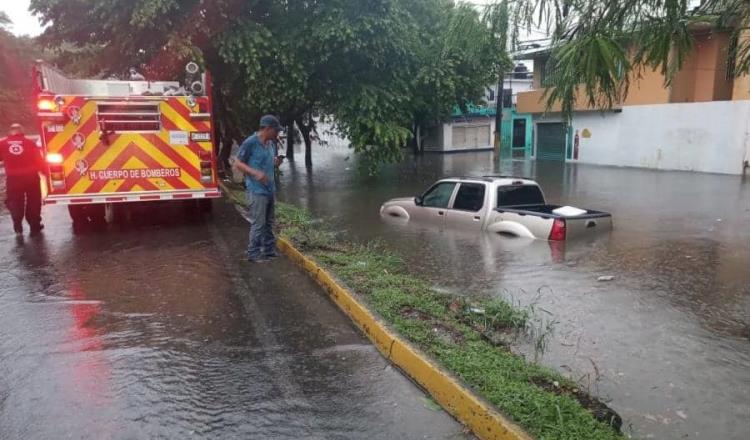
[{"left": 33, "top": 61, "right": 220, "bottom": 225}]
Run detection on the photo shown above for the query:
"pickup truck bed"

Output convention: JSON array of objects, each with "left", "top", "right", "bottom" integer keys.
[
  {"left": 492, "top": 205, "right": 612, "bottom": 240},
  {"left": 496, "top": 204, "right": 611, "bottom": 219}
]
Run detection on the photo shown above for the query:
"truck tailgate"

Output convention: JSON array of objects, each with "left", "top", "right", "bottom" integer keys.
[{"left": 564, "top": 212, "right": 613, "bottom": 238}]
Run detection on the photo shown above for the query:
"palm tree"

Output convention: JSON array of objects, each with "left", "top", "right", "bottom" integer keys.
[{"left": 516, "top": 0, "right": 750, "bottom": 118}]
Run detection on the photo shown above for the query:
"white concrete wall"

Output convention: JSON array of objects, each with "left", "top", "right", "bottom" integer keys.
[
  {"left": 424, "top": 119, "right": 496, "bottom": 152},
  {"left": 570, "top": 101, "right": 750, "bottom": 175}
]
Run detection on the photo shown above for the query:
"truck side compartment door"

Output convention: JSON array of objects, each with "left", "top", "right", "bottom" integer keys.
[{"left": 445, "top": 183, "right": 486, "bottom": 230}]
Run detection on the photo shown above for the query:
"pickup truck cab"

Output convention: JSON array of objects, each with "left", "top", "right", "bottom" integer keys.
[{"left": 379, "top": 176, "right": 612, "bottom": 241}]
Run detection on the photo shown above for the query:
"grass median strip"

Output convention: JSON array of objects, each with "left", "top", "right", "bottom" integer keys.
[{"left": 224, "top": 184, "right": 624, "bottom": 440}]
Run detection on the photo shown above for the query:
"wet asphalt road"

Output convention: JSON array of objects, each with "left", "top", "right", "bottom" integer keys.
[
  {"left": 0, "top": 170, "right": 470, "bottom": 439},
  {"left": 277, "top": 142, "right": 750, "bottom": 440}
]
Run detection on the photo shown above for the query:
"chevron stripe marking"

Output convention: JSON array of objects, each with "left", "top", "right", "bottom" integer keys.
[
  {"left": 169, "top": 98, "right": 210, "bottom": 132},
  {"left": 66, "top": 135, "right": 132, "bottom": 193},
  {"left": 146, "top": 134, "right": 203, "bottom": 183}
]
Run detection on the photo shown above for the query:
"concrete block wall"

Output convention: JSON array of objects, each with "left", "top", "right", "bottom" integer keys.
[{"left": 569, "top": 101, "right": 750, "bottom": 175}]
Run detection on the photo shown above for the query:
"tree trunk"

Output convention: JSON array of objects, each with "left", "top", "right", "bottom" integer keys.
[
  {"left": 416, "top": 125, "right": 422, "bottom": 153},
  {"left": 295, "top": 115, "right": 313, "bottom": 169},
  {"left": 215, "top": 94, "right": 243, "bottom": 174},
  {"left": 305, "top": 135, "right": 312, "bottom": 168},
  {"left": 286, "top": 122, "right": 295, "bottom": 160},
  {"left": 410, "top": 121, "right": 419, "bottom": 155}
]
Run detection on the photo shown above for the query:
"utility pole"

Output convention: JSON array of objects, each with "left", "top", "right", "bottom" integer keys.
[{"left": 495, "top": 71, "right": 505, "bottom": 152}]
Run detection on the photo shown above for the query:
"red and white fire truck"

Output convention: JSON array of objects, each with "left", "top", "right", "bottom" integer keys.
[{"left": 33, "top": 61, "right": 221, "bottom": 224}]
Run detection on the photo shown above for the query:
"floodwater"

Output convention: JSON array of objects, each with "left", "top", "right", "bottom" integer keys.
[
  {"left": 278, "top": 143, "right": 750, "bottom": 440},
  {"left": 0, "top": 169, "right": 470, "bottom": 439}
]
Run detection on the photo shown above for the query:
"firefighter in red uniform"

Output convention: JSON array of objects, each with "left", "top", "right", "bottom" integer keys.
[{"left": 0, "top": 123, "right": 46, "bottom": 235}]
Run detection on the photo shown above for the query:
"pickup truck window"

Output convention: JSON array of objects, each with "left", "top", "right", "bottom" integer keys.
[
  {"left": 497, "top": 185, "right": 545, "bottom": 207},
  {"left": 453, "top": 183, "right": 485, "bottom": 211},
  {"left": 422, "top": 182, "right": 456, "bottom": 208}
]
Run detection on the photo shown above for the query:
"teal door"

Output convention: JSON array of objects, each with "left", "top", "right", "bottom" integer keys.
[
  {"left": 512, "top": 118, "right": 527, "bottom": 158},
  {"left": 536, "top": 123, "right": 566, "bottom": 161},
  {"left": 500, "top": 110, "right": 533, "bottom": 159}
]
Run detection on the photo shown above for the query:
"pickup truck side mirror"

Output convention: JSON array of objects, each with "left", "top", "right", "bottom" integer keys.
[{"left": 414, "top": 196, "right": 423, "bottom": 206}]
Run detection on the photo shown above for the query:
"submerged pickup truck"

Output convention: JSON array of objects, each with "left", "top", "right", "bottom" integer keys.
[{"left": 379, "top": 176, "right": 612, "bottom": 241}]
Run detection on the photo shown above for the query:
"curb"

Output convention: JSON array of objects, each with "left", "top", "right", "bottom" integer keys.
[{"left": 219, "top": 182, "right": 533, "bottom": 440}]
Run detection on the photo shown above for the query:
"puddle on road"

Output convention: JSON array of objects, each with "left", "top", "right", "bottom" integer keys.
[{"left": 277, "top": 144, "right": 750, "bottom": 440}]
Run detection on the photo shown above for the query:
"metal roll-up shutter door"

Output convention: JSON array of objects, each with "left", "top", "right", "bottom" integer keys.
[
  {"left": 536, "top": 122, "right": 566, "bottom": 161},
  {"left": 452, "top": 124, "right": 490, "bottom": 149},
  {"left": 452, "top": 126, "right": 467, "bottom": 148}
]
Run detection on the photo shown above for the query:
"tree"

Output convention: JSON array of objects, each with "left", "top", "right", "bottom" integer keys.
[
  {"left": 519, "top": 0, "right": 750, "bottom": 118},
  {"left": 0, "top": 12, "right": 10, "bottom": 29},
  {"left": 0, "top": 14, "right": 45, "bottom": 131},
  {"left": 30, "top": 0, "right": 506, "bottom": 168},
  {"left": 406, "top": 1, "right": 509, "bottom": 152},
  {"left": 330, "top": 0, "right": 509, "bottom": 165},
  {"left": 216, "top": 0, "right": 420, "bottom": 168}
]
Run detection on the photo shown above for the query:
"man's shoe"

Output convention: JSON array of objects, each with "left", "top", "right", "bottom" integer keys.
[
  {"left": 263, "top": 253, "right": 279, "bottom": 260},
  {"left": 247, "top": 257, "right": 268, "bottom": 263},
  {"left": 30, "top": 223, "right": 44, "bottom": 236}
]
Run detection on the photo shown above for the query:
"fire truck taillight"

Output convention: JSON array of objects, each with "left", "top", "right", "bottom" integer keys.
[
  {"left": 38, "top": 99, "right": 57, "bottom": 111},
  {"left": 46, "top": 153, "right": 64, "bottom": 164},
  {"left": 198, "top": 150, "right": 213, "bottom": 182},
  {"left": 46, "top": 154, "right": 66, "bottom": 189},
  {"left": 49, "top": 169, "right": 65, "bottom": 189}
]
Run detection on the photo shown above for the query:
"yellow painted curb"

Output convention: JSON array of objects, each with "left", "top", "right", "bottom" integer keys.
[{"left": 276, "top": 237, "right": 534, "bottom": 440}]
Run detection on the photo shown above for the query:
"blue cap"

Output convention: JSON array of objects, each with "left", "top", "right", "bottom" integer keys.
[{"left": 259, "top": 114, "right": 282, "bottom": 130}]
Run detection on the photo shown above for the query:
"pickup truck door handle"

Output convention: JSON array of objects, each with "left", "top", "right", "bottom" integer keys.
[
  {"left": 438, "top": 211, "right": 444, "bottom": 216},
  {"left": 473, "top": 216, "right": 481, "bottom": 221}
]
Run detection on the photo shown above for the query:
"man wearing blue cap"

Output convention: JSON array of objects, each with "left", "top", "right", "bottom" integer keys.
[{"left": 233, "top": 115, "right": 284, "bottom": 262}]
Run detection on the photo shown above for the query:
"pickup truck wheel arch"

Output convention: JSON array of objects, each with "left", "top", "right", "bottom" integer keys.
[
  {"left": 486, "top": 221, "right": 536, "bottom": 239},
  {"left": 381, "top": 205, "right": 410, "bottom": 220}
]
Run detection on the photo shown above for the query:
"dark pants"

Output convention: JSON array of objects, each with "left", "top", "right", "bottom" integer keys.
[
  {"left": 246, "top": 192, "right": 276, "bottom": 259},
  {"left": 5, "top": 174, "right": 42, "bottom": 230}
]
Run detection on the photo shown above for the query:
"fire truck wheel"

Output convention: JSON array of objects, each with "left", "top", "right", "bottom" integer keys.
[
  {"left": 106, "top": 203, "right": 127, "bottom": 225},
  {"left": 68, "top": 204, "right": 106, "bottom": 225},
  {"left": 198, "top": 199, "right": 213, "bottom": 214},
  {"left": 68, "top": 205, "right": 87, "bottom": 225},
  {"left": 88, "top": 204, "right": 106, "bottom": 225},
  {"left": 183, "top": 200, "right": 200, "bottom": 222}
]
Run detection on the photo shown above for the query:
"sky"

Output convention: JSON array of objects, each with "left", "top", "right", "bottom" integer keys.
[{"left": 2, "top": 0, "right": 45, "bottom": 36}]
